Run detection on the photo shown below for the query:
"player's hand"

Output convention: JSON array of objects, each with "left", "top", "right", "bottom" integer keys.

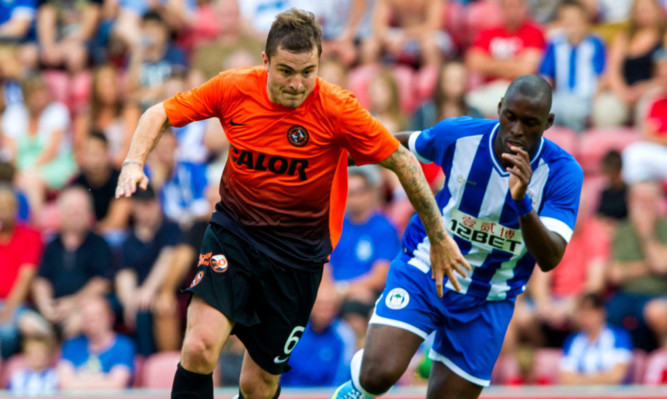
[
  {"left": 430, "top": 233, "right": 472, "bottom": 296},
  {"left": 115, "top": 162, "right": 149, "bottom": 198},
  {"left": 502, "top": 145, "right": 532, "bottom": 201}
]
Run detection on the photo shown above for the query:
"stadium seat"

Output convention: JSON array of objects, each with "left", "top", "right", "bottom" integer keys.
[
  {"left": 140, "top": 351, "right": 181, "bottom": 389},
  {"left": 629, "top": 350, "right": 648, "bottom": 384},
  {"left": 0, "top": 354, "right": 26, "bottom": 389},
  {"left": 578, "top": 127, "right": 641, "bottom": 174},
  {"left": 644, "top": 348, "right": 667, "bottom": 385},
  {"left": 533, "top": 348, "right": 562, "bottom": 385},
  {"left": 543, "top": 126, "right": 579, "bottom": 158},
  {"left": 132, "top": 355, "right": 145, "bottom": 388}
]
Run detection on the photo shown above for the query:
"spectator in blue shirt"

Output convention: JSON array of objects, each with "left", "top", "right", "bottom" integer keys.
[
  {"left": 282, "top": 282, "right": 356, "bottom": 387},
  {"left": 328, "top": 165, "right": 400, "bottom": 342},
  {"left": 0, "top": 0, "right": 35, "bottom": 41},
  {"left": 147, "top": 129, "right": 209, "bottom": 227},
  {"left": 540, "top": 0, "right": 606, "bottom": 132},
  {"left": 56, "top": 295, "right": 135, "bottom": 391},
  {"left": 559, "top": 293, "right": 633, "bottom": 385},
  {"left": 116, "top": 185, "right": 181, "bottom": 356}
]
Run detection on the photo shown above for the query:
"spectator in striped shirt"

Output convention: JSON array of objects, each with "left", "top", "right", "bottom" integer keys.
[
  {"left": 540, "top": 0, "right": 606, "bottom": 132},
  {"left": 559, "top": 293, "right": 633, "bottom": 385}
]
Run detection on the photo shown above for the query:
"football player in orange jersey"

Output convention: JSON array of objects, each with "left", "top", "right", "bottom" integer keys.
[{"left": 115, "top": 9, "right": 470, "bottom": 399}]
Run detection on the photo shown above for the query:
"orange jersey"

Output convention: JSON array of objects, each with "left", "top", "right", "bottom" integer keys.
[{"left": 164, "top": 66, "right": 399, "bottom": 269}]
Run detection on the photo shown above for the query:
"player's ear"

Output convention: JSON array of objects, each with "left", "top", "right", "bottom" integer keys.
[
  {"left": 497, "top": 99, "right": 504, "bottom": 116},
  {"left": 262, "top": 51, "right": 269, "bottom": 69},
  {"left": 545, "top": 113, "right": 555, "bottom": 130}
]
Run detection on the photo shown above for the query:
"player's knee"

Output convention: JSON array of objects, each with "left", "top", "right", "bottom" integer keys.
[
  {"left": 358, "top": 357, "right": 401, "bottom": 395},
  {"left": 180, "top": 333, "right": 219, "bottom": 372},
  {"left": 239, "top": 373, "right": 278, "bottom": 399}
]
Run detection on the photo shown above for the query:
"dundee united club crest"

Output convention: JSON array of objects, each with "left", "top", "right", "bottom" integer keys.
[
  {"left": 211, "top": 254, "right": 229, "bottom": 273},
  {"left": 287, "top": 125, "right": 309, "bottom": 147}
]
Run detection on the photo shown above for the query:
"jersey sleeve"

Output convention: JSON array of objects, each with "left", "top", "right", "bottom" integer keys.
[
  {"left": 336, "top": 94, "right": 399, "bottom": 166},
  {"left": 539, "top": 158, "right": 583, "bottom": 243},
  {"left": 611, "top": 327, "right": 633, "bottom": 365},
  {"left": 163, "top": 74, "right": 227, "bottom": 127},
  {"left": 592, "top": 36, "right": 606, "bottom": 76},
  {"left": 539, "top": 41, "right": 556, "bottom": 80},
  {"left": 559, "top": 334, "right": 578, "bottom": 372},
  {"left": 408, "top": 116, "right": 482, "bottom": 165}
]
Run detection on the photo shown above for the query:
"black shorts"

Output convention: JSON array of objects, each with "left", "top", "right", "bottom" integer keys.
[{"left": 185, "top": 223, "right": 323, "bottom": 375}]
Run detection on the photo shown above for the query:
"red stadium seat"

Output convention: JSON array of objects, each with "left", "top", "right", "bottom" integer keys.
[
  {"left": 140, "top": 351, "right": 181, "bottom": 389},
  {"left": 132, "top": 355, "right": 145, "bottom": 388},
  {"left": 0, "top": 354, "right": 26, "bottom": 389},
  {"left": 629, "top": 350, "right": 648, "bottom": 384},
  {"left": 533, "top": 348, "right": 562, "bottom": 385},
  {"left": 543, "top": 126, "right": 579, "bottom": 158},
  {"left": 644, "top": 348, "right": 667, "bottom": 385},
  {"left": 578, "top": 127, "right": 641, "bottom": 174}
]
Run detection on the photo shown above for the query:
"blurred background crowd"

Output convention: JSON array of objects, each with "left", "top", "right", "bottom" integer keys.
[{"left": 0, "top": 0, "right": 666, "bottom": 395}]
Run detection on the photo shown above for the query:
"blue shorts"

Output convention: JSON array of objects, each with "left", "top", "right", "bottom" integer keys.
[{"left": 370, "top": 256, "right": 516, "bottom": 386}]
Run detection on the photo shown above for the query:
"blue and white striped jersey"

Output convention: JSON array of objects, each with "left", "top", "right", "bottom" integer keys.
[
  {"left": 560, "top": 325, "right": 632, "bottom": 375},
  {"left": 539, "top": 33, "right": 606, "bottom": 99},
  {"left": 405, "top": 117, "right": 583, "bottom": 301}
]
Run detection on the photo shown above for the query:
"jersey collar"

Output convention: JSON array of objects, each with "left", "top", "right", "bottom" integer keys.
[{"left": 488, "top": 122, "right": 545, "bottom": 177}]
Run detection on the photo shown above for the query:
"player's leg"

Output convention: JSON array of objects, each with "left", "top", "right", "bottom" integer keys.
[
  {"left": 172, "top": 295, "right": 233, "bottom": 399},
  {"left": 238, "top": 351, "right": 281, "bottom": 399},
  {"left": 424, "top": 295, "right": 516, "bottom": 399},
  {"left": 332, "top": 257, "right": 437, "bottom": 398},
  {"left": 235, "top": 252, "right": 324, "bottom": 399},
  {"left": 172, "top": 223, "right": 258, "bottom": 399},
  {"left": 331, "top": 325, "right": 424, "bottom": 399},
  {"left": 426, "top": 361, "right": 483, "bottom": 399}
]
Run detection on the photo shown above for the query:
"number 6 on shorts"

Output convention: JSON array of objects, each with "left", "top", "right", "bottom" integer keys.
[{"left": 273, "top": 326, "right": 305, "bottom": 364}]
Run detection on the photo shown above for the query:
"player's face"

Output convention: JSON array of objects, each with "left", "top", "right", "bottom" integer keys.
[
  {"left": 263, "top": 45, "right": 319, "bottom": 108},
  {"left": 496, "top": 94, "right": 554, "bottom": 167}
]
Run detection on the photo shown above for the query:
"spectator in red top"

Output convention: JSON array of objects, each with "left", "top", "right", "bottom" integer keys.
[
  {"left": 0, "top": 183, "right": 43, "bottom": 359},
  {"left": 622, "top": 49, "right": 667, "bottom": 184},
  {"left": 465, "top": 0, "right": 546, "bottom": 116}
]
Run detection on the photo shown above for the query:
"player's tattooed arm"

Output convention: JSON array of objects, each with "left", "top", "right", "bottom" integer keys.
[
  {"left": 380, "top": 146, "right": 471, "bottom": 296},
  {"left": 115, "top": 102, "right": 172, "bottom": 198}
]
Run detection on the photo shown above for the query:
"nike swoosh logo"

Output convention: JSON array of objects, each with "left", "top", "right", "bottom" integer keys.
[
  {"left": 273, "top": 356, "right": 289, "bottom": 364},
  {"left": 230, "top": 119, "right": 246, "bottom": 126}
]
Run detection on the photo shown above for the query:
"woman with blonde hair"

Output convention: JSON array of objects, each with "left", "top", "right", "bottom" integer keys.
[{"left": 593, "top": 0, "right": 667, "bottom": 127}]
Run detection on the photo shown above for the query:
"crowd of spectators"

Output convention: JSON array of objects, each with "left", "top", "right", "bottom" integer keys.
[{"left": 0, "top": 0, "right": 666, "bottom": 394}]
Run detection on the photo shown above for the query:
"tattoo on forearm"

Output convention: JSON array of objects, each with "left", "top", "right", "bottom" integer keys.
[{"left": 382, "top": 147, "right": 445, "bottom": 241}]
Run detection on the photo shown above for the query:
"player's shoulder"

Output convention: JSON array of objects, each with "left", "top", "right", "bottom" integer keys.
[
  {"left": 215, "top": 65, "right": 265, "bottom": 88},
  {"left": 316, "top": 78, "right": 358, "bottom": 110},
  {"left": 540, "top": 137, "right": 583, "bottom": 178},
  {"left": 428, "top": 116, "right": 498, "bottom": 138}
]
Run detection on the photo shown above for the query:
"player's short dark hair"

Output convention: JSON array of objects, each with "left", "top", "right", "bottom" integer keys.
[
  {"left": 558, "top": 0, "right": 588, "bottom": 15},
  {"left": 265, "top": 8, "right": 322, "bottom": 61},
  {"left": 142, "top": 10, "right": 165, "bottom": 25},
  {"left": 88, "top": 130, "right": 109, "bottom": 148},
  {"left": 601, "top": 149, "right": 622, "bottom": 171},
  {"left": 0, "top": 161, "right": 15, "bottom": 183},
  {"left": 579, "top": 293, "right": 604, "bottom": 310}
]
